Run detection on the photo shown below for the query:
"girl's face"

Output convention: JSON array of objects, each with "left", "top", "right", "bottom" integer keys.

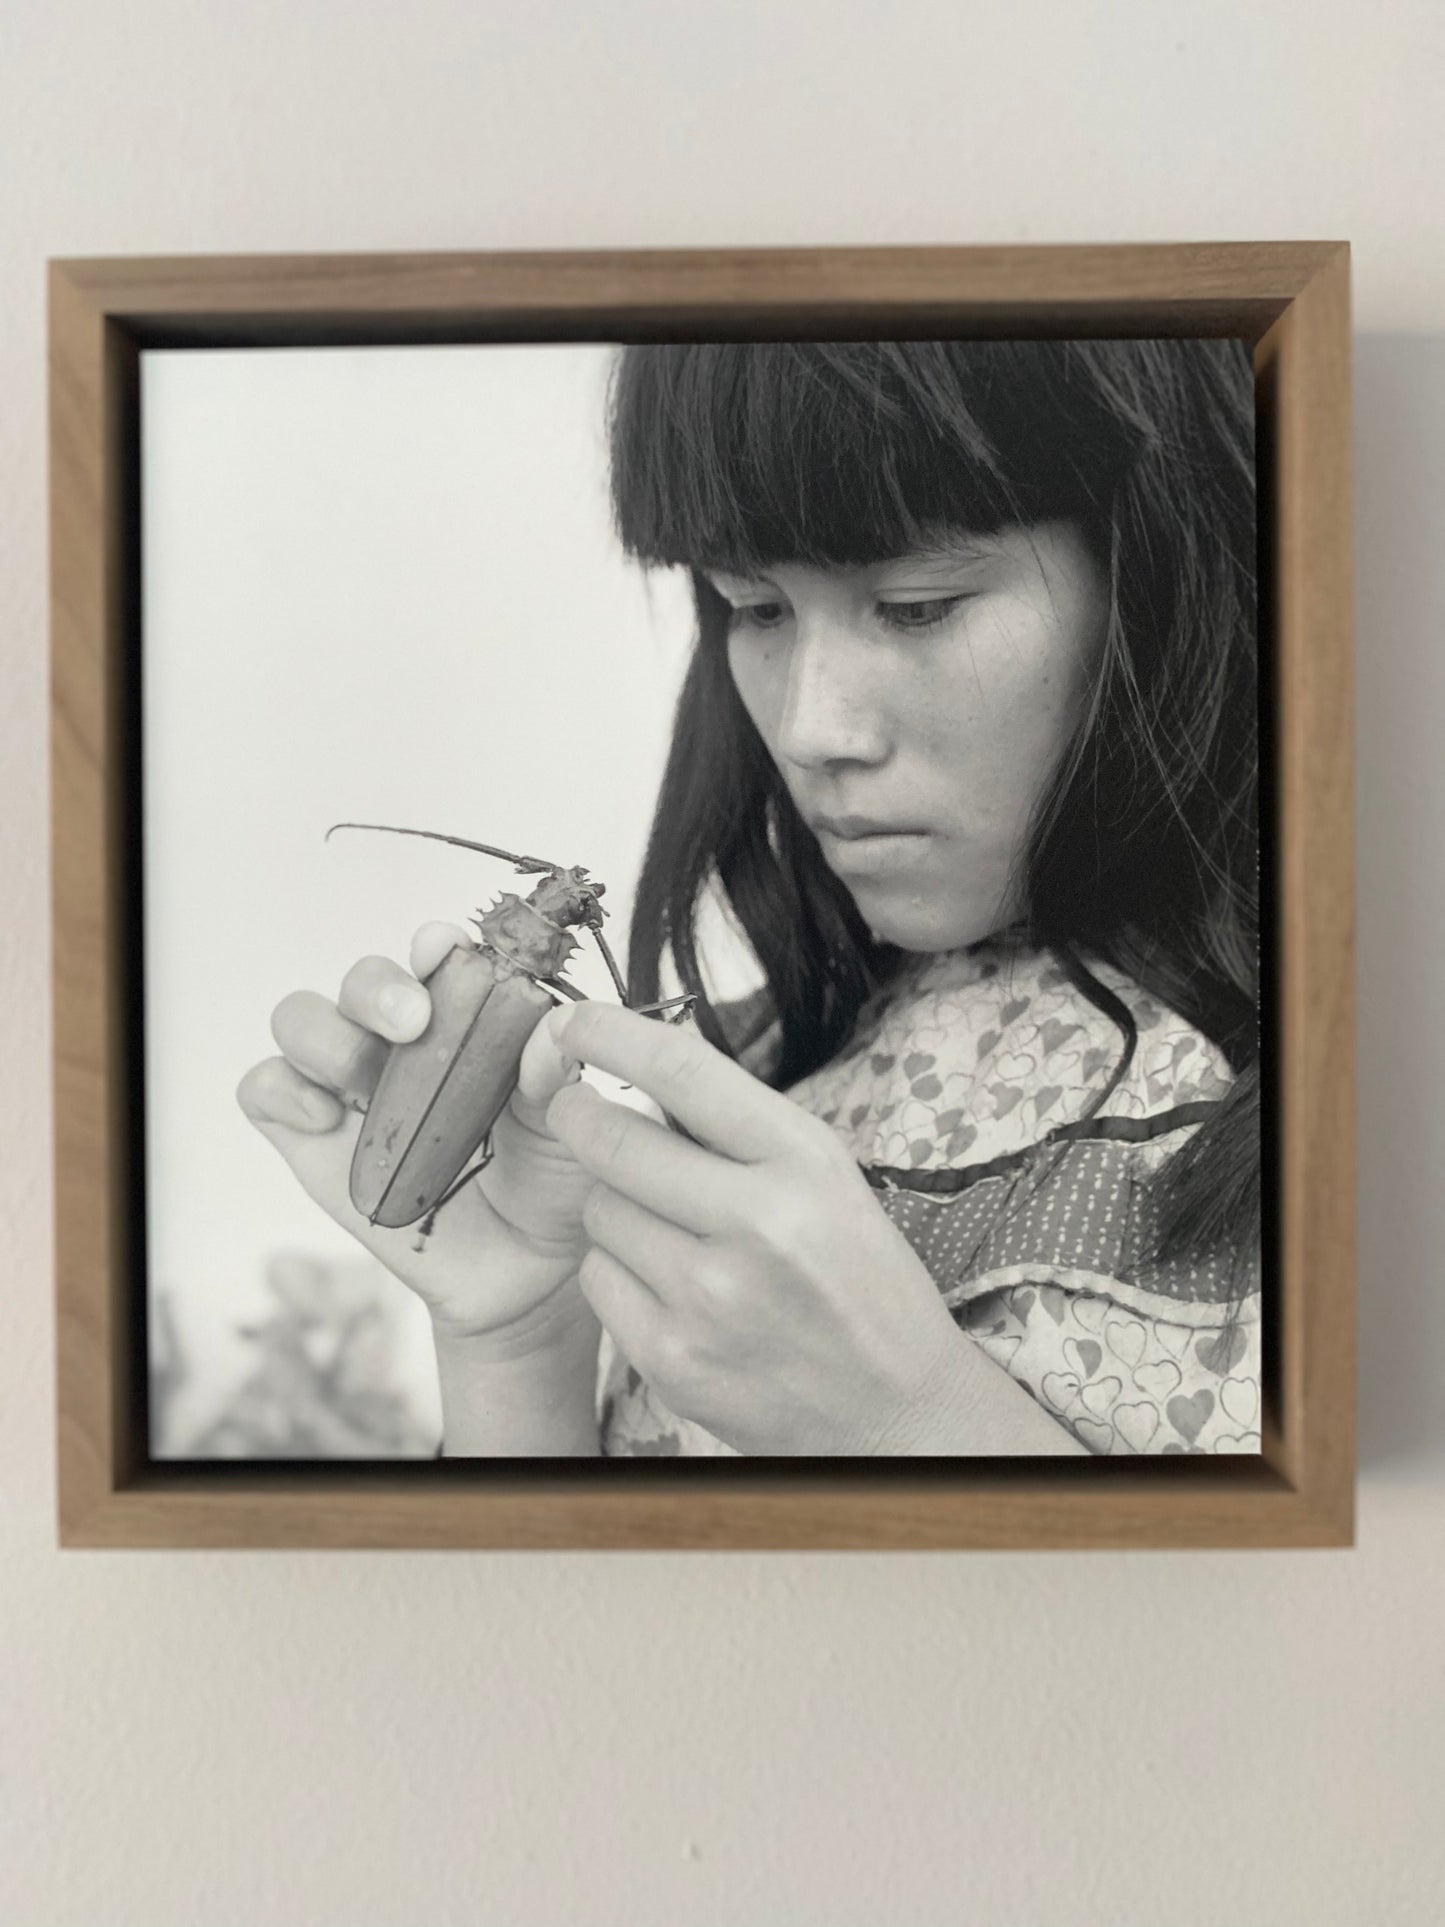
[{"left": 707, "top": 522, "right": 1108, "bottom": 953}]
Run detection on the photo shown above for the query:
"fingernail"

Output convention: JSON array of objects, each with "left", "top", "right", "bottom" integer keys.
[
  {"left": 379, "top": 983, "right": 428, "bottom": 1037},
  {"left": 546, "top": 1004, "right": 585, "bottom": 1072}
]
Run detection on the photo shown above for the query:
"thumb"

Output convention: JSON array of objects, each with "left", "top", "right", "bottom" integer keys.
[{"left": 513, "top": 1001, "right": 583, "bottom": 1128}]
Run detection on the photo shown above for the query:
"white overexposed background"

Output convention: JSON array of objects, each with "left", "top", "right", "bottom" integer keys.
[
  {"left": 5, "top": 2, "right": 1445, "bottom": 1923},
  {"left": 143, "top": 344, "right": 704, "bottom": 1449}
]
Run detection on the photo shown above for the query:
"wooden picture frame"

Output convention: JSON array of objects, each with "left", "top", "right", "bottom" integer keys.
[{"left": 50, "top": 242, "right": 1354, "bottom": 1549}]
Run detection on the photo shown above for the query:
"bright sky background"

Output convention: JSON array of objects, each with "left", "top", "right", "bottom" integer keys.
[{"left": 141, "top": 343, "right": 714, "bottom": 1446}]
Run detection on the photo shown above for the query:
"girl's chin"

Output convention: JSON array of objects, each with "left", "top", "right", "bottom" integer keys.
[
  {"left": 830, "top": 843, "right": 1011, "bottom": 953},
  {"left": 852, "top": 892, "right": 1004, "bottom": 955}
]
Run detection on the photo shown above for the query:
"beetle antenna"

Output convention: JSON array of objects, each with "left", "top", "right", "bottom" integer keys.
[{"left": 325, "top": 821, "right": 562, "bottom": 876}]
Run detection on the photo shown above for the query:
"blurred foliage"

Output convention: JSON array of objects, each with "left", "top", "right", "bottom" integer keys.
[{"left": 153, "top": 1252, "right": 440, "bottom": 1459}]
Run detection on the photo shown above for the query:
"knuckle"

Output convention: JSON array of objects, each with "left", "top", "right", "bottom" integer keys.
[
  {"left": 270, "top": 988, "right": 381, "bottom": 1100},
  {"left": 647, "top": 1321, "right": 695, "bottom": 1388},
  {"left": 691, "top": 1248, "right": 739, "bottom": 1310}
]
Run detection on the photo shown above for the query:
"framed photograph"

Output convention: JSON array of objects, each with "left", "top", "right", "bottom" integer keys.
[{"left": 49, "top": 243, "right": 1354, "bottom": 1548}]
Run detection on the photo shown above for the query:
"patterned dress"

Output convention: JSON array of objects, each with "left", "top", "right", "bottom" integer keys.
[{"left": 597, "top": 927, "right": 1262, "bottom": 1457}]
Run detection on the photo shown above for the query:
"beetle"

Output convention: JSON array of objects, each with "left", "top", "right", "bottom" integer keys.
[{"left": 326, "top": 821, "right": 694, "bottom": 1247}]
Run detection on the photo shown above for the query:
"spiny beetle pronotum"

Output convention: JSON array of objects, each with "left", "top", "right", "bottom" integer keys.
[{"left": 326, "top": 821, "right": 695, "bottom": 1249}]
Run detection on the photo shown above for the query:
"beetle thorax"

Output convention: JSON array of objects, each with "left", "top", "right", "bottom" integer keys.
[{"left": 475, "top": 890, "right": 581, "bottom": 977}]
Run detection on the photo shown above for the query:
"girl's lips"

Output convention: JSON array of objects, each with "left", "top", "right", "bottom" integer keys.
[
  {"left": 816, "top": 828, "right": 933, "bottom": 875},
  {"left": 811, "top": 812, "right": 921, "bottom": 839}
]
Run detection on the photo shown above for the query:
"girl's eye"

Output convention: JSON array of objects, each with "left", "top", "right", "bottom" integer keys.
[
  {"left": 723, "top": 594, "right": 970, "bottom": 634},
  {"left": 876, "top": 596, "right": 968, "bottom": 632},
  {"left": 725, "top": 601, "right": 789, "bottom": 631}
]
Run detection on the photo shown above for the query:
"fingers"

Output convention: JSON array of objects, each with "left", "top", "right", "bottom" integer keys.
[
  {"left": 548, "top": 1001, "right": 806, "bottom": 1163},
  {"left": 236, "top": 1059, "right": 442, "bottom": 1277},
  {"left": 576, "top": 1242, "right": 667, "bottom": 1361},
  {"left": 237, "top": 1054, "right": 347, "bottom": 1135},
  {"left": 239, "top": 929, "right": 497, "bottom": 1279},
  {"left": 410, "top": 921, "right": 474, "bottom": 983},
  {"left": 256, "top": 928, "right": 478, "bottom": 1137},
  {"left": 515, "top": 1000, "right": 583, "bottom": 1121},
  {"left": 237, "top": 1062, "right": 375, "bottom": 1235},
  {"left": 545, "top": 1079, "right": 742, "bottom": 1235},
  {"left": 337, "top": 953, "right": 434, "bottom": 1043},
  {"left": 270, "top": 990, "right": 389, "bottom": 1110},
  {"left": 582, "top": 1181, "right": 700, "bottom": 1303}
]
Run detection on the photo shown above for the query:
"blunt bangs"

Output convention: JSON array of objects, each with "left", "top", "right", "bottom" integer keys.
[
  {"left": 613, "top": 333, "right": 1260, "bottom": 1281},
  {"left": 606, "top": 340, "right": 1147, "bottom": 576}
]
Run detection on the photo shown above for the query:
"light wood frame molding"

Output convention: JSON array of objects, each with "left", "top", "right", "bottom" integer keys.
[{"left": 49, "top": 243, "right": 1354, "bottom": 1548}]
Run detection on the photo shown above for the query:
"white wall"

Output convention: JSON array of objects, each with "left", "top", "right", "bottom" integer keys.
[{"left": 3, "top": 3, "right": 1443, "bottom": 1921}]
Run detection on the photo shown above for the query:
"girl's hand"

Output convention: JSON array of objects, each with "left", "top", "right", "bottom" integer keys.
[
  {"left": 236, "top": 923, "right": 598, "bottom": 1345},
  {"left": 543, "top": 1000, "right": 985, "bottom": 1455}
]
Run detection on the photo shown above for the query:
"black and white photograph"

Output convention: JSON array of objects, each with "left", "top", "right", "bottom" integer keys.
[{"left": 145, "top": 335, "right": 1262, "bottom": 1461}]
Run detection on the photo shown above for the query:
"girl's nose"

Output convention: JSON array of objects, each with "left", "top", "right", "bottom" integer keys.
[{"left": 774, "top": 624, "right": 890, "bottom": 770}]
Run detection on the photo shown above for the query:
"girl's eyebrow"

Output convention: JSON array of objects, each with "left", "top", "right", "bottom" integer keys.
[
  {"left": 700, "top": 538, "right": 1000, "bottom": 598},
  {"left": 700, "top": 565, "right": 778, "bottom": 592},
  {"left": 705, "top": 540, "right": 993, "bottom": 582},
  {"left": 893, "top": 533, "right": 998, "bottom": 567}
]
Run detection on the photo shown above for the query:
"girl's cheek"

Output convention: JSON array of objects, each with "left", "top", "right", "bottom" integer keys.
[
  {"left": 942, "top": 607, "right": 1084, "bottom": 742},
  {"left": 727, "top": 641, "right": 784, "bottom": 745}
]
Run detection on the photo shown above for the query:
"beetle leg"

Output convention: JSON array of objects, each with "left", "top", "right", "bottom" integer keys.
[
  {"left": 629, "top": 992, "right": 697, "bottom": 1021},
  {"left": 538, "top": 975, "right": 587, "bottom": 1001},
  {"left": 586, "top": 924, "right": 631, "bottom": 1003},
  {"left": 409, "top": 1137, "right": 496, "bottom": 1253}
]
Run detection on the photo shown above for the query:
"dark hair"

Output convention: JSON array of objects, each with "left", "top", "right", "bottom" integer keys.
[{"left": 606, "top": 340, "right": 1259, "bottom": 1284}]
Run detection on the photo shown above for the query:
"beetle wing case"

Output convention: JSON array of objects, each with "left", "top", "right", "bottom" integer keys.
[{"left": 349, "top": 945, "right": 554, "bottom": 1229}]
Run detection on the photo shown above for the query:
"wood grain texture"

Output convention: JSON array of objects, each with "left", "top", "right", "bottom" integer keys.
[
  {"left": 48, "top": 243, "right": 1355, "bottom": 1548},
  {"left": 54, "top": 1465, "right": 1321, "bottom": 1552},
  {"left": 52, "top": 241, "right": 1340, "bottom": 344},
  {"left": 1255, "top": 245, "right": 1356, "bottom": 1540},
  {"left": 51, "top": 264, "right": 130, "bottom": 1544}
]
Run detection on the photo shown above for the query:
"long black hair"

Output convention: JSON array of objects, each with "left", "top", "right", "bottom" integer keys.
[{"left": 606, "top": 339, "right": 1259, "bottom": 1280}]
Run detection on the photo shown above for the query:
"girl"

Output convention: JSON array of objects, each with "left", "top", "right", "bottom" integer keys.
[{"left": 238, "top": 339, "right": 1262, "bottom": 1458}]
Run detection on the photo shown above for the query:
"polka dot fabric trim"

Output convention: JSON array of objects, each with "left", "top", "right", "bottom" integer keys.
[{"left": 869, "top": 1130, "right": 1248, "bottom": 1311}]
